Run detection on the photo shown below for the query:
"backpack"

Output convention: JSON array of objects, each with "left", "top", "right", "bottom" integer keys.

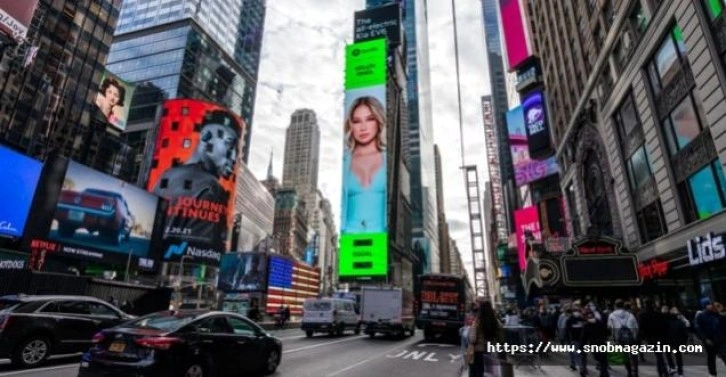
[{"left": 615, "top": 313, "right": 635, "bottom": 344}]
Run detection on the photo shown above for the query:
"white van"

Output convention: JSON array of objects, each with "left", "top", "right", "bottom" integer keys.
[{"left": 301, "top": 298, "right": 360, "bottom": 337}]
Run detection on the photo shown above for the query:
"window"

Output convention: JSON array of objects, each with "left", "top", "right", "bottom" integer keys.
[
  {"left": 662, "top": 95, "right": 704, "bottom": 155},
  {"left": 648, "top": 25, "right": 688, "bottom": 96},
  {"left": 226, "top": 316, "right": 257, "bottom": 336},
  {"left": 627, "top": 146, "right": 652, "bottom": 190},
  {"left": 636, "top": 200, "right": 668, "bottom": 242},
  {"left": 679, "top": 161, "right": 726, "bottom": 222},
  {"left": 630, "top": 2, "right": 648, "bottom": 36},
  {"left": 195, "top": 316, "right": 231, "bottom": 334},
  {"left": 87, "top": 303, "right": 119, "bottom": 318},
  {"left": 56, "top": 301, "right": 91, "bottom": 315}
]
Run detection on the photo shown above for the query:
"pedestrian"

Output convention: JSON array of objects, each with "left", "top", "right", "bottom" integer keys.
[
  {"left": 247, "top": 302, "right": 260, "bottom": 322},
  {"left": 567, "top": 307, "right": 587, "bottom": 376},
  {"left": 467, "top": 301, "right": 504, "bottom": 377},
  {"left": 559, "top": 305, "right": 579, "bottom": 371},
  {"left": 504, "top": 306, "right": 520, "bottom": 327},
  {"left": 665, "top": 306, "right": 688, "bottom": 377},
  {"left": 607, "top": 299, "right": 639, "bottom": 377},
  {"left": 695, "top": 298, "right": 726, "bottom": 377},
  {"left": 582, "top": 309, "right": 609, "bottom": 377},
  {"left": 638, "top": 299, "right": 669, "bottom": 377},
  {"left": 283, "top": 305, "right": 291, "bottom": 325}
]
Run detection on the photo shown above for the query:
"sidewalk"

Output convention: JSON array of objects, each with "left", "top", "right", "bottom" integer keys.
[{"left": 461, "top": 352, "right": 726, "bottom": 377}]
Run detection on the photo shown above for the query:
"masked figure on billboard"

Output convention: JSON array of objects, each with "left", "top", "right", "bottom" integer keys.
[
  {"left": 341, "top": 96, "right": 387, "bottom": 234},
  {"left": 153, "top": 110, "right": 240, "bottom": 253}
]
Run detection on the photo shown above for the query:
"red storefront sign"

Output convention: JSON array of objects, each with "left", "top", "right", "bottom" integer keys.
[{"left": 638, "top": 259, "right": 669, "bottom": 280}]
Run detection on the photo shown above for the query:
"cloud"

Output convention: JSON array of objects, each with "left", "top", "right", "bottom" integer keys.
[{"left": 251, "top": 0, "right": 492, "bottom": 286}]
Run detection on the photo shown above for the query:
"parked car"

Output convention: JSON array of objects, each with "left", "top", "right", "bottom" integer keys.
[
  {"left": 78, "top": 310, "right": 282, "bottom": 377},
  {"left": 301, "top": 297, "right": 360, "bottom": 337},
  {"left": 54, "top": 188, "right": 134, "bottom": 245},
  {"left": 0, "top": 295, "right": 132, "bottom": 368}
]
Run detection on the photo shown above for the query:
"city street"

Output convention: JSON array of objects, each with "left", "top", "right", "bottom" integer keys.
[{"left": 0, "top": 328, "right": 465, "bottom": 377}]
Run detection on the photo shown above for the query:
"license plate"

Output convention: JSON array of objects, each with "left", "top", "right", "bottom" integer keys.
[
  {"left": 109, "top": 342, "right": 125, "bottom": 353},
  {"left": 68, "top": 210, "right": 84, "bottom": 221}
]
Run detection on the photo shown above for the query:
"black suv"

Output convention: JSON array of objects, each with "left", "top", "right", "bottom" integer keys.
[{"left": 0, "top": 295, "right": 132, "bottom": 368}]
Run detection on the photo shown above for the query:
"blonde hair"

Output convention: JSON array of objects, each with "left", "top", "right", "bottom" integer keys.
[{"left": 344, "top": 96, "right": 386, "bottom": 152}]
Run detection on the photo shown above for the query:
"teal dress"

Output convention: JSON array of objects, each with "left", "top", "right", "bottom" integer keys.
[{"left": 341, "top": 151, "right": 387, "bottom": 234}]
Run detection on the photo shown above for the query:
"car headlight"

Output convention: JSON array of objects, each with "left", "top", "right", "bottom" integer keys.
[{"left": 102, "top": 204, "right": 112, "bottom": 211}]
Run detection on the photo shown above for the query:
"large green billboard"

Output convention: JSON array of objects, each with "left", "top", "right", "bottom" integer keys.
[
  {"left": 340, "top": 38, "right": 388, "bottom": 279},
  {"left": 344, "top": 38, "right": 387, "bottom": 90}
]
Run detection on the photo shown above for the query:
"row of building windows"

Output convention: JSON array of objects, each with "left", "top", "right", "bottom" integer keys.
[{"left": 608, "top": 5, "right": 726, "bottom": 245}]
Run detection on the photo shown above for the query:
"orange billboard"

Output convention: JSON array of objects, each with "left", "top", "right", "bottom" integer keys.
[{"left": 147, "top": 99, "right": 246, "bottom": 265}]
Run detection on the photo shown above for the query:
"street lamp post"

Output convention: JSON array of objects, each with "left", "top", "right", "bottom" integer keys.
[{"left": 124, "top": 248, "right": 135, "bottom": 283}]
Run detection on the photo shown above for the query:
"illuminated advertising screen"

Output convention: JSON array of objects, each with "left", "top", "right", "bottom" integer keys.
[
  {"left": 340, "top": 38, "right": 388, "bottom": 279},
  {"left": 95, "top": 70, "right": 135, "bottom": 131},
  {"left": 507, "top": 106, "right": 558, "bottom": 186},
  {"left": 218, "top": 252, "right": 267, "bottom": 292},
  {"left": 147, "top": 99, "right": 245, "bottom": 266},
  {"left": 266, "top": 255, "right": 320, "bottom": 315},
  {"left": 354, "top": 3, "right": 401, "bottom": 45},
  {"left": 418, "top": 275, "right": 464, "bottom": 321},
  {"left": 522, "top": 90, "right": 553, "bottom": 158},
  {"left": 514, "top": 206, "right": 541, "bottom": 271},
  {"left": 412, "top": 237, "right": 430, "bottom": 274},
  {"left": 499, "top": 0, "right": 531, "bottom": 71},
  {"left": 0, "top": 0, "right": 39, "bottom": 41},
  {"left": 23, "top": 157, "right": 164, "bottom": 270},
  {"left": 0, "top": 145, "right": 42, "bottom": 238}
]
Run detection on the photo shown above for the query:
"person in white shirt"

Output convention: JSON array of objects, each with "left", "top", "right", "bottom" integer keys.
[{"left": 607, "top": 299, "right": 639, "bottom": 377}]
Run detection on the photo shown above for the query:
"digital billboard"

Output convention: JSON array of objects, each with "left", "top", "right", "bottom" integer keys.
[
  {"left": 499, "top": 0, "right": 532, "bottom": 71},
  {"left": 507, "top": 106, "right": 559, "bottom": 186},
  {"left": 354, "top": 3, "right": 402, "bottom": 45},
  {"left": 147, "top": 99, "right": 246, "bottom": 266},
  {"left": 0, "top": 0, "right": 38, "bottom": 41},
  {"left": 219, "top": 252, "right": 267, "bottom": 292},
  {"left": 514, "top": 206, "right": 541, "bottom": 271},
  {"left": 0, "top": 145, "right": 42, "bottom": 238},
  {"left": 95, "top": 70, "right": 135, "bottom": 131},
  {"left": 23, "top": 157, "right": 164, "bottom": 270},
  {"left": 340, "top": 38, "right": 388, "bottom": 280},
  {"left": 266, "top": 255, "right": 320, "bottom": 315},
  {"left": 522, "top": 90, "right": 553, "bottom": 158}
]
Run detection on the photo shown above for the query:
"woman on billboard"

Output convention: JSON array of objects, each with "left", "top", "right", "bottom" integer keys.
[
  {"left": 95, "top": 76, "right": 126, "bottom": 128},
  {"left": 341, "top": 96, "right": 387, "bottom": 234}
]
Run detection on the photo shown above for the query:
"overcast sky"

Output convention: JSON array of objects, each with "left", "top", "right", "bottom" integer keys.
[{"left": 249, "top": 0, "right": 492, "bottom": 281}]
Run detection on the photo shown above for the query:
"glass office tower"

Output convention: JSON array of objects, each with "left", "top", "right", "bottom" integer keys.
[
  {"left": 107, "top": 0, "right": 266, "bottom": 163},
  {"left": 366, "top": 0, "right": 440, "bottom": 273}
]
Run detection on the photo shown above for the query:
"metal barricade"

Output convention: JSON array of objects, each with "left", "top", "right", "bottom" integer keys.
[{"left": 503, "top": 325, "right": 542, "bottom": 370}]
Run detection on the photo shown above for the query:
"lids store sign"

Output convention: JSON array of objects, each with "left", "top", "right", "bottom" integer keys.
[{"left": 688, "top": 232, "right": 725, "bottom": 267}]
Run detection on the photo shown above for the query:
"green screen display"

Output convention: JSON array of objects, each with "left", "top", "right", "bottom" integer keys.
[
  {"left": 339, "top": 233, "right": 388, "bottom": 277},
  {"left": 345, "top": 38, "right": 387, "bottom": 90}
]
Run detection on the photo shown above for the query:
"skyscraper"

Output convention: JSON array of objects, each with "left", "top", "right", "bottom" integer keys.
[
  {"left": 366, "top": 0, "right": 439, "bottom": 273},
  {"left": 106, "top": 0, "right": 266, "bottom": 164},
  {"left": 0, "top": 0, "right": 123, "bottom": 162},
  {"left": 282, "top": 109, "right": 320, "bottom": 191}
]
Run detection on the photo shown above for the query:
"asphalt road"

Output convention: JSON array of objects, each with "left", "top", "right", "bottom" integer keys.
[
  {"left": 48, "top": 230, "right": 150, "bottom": 257},
  {"left": 0, "top": 328, "right": 465, "bottom": 377}
]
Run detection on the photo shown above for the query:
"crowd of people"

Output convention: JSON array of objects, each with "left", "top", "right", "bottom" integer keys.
[{"left": 463, "top": 297, "right": 726, "bottom": 377}]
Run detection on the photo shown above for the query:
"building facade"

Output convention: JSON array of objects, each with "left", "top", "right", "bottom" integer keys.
[
  {"left": 366, "top": 0, "right": 439, "bottom": 273},
  {"left": 272, "top": 188, "right": 308, "bottom": 260},
  {"left": 481, "top": 0, "right": 516, "bottom": 232},
  {"left": 106, "top": 0, "right": 265, "bottom": 164},
  {"left": 529, "top": 0, "right": 726, "bottom": 306},
  {"left": 0, "top": 0, "right": 123, "bottom": 163},
  {"left": 233, "top": 162, "right": 275, "bottom": 252},
  {"left": 433, "top": 145, "right": 451, "bottom": 273}
]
